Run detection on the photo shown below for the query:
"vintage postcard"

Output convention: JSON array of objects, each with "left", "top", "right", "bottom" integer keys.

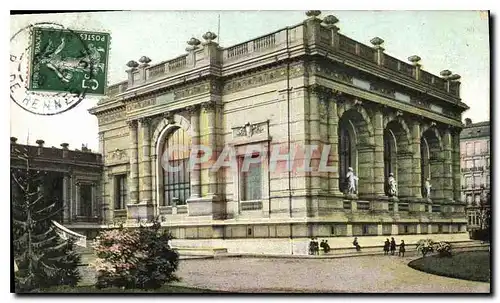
[{"left": 10, "top": 10, "right": 490, "bottom": 294}]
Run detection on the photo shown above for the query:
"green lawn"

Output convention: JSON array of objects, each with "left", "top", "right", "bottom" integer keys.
[
  {"left": 408, "top": 251, "right": 490, "bottom": 283},
  {"left": 36, "top": 284, "right": 222, "bottom": 293}
]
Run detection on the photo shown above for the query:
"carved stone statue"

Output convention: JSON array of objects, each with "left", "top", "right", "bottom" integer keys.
[
  {"left": 387, "top": 173, "right": 398, "bottom": 197},
  {"left": 424, "top": 178, "right": 432, "bottom": 198},
  {"left": 346, "top": 167, "right": 358, "bottom": 194}
]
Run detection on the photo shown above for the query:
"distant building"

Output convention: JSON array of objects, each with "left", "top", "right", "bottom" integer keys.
[
  {"left": 10, "top": 137, "right": 103, "bottom": 235},
  {"left": 460, "top": 119, "right": 490, "bottom": 230}
]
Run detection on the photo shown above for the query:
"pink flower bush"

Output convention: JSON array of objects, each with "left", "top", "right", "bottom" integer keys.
[{"left": 90, "top": 222, "right": 179, "bottom": 290}]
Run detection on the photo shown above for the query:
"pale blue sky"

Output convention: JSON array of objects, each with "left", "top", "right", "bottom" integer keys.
[{"left": 10, "top": 11, "right": 490, "bottom": 151}]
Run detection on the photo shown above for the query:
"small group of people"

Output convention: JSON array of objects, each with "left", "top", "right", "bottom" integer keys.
[
  {"left": 383, "top": 237, "right": 405, "bottom": 257},
  {"left": 308, "top": 238, "right": 331, "bottom": 255}
]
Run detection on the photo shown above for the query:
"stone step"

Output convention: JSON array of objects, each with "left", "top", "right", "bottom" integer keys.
[{"left": 172, "top": 246, "right": 228, "bottom": 256}]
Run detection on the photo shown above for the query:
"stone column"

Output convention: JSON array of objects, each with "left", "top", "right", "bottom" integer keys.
[
  {"left": 62, "top": 174, "right": 70, "bottom": 223},
  {"left": 202, "top": 101, "right": 218, "bottom": 196},
  {"left": 127, "top": 120, "right": 139, "bottom": 204},
  {"left": 442, "top": 128, "right": 454, "bottom": 202},
  {"left": 411, "top": 121, "right": 422, "bottom": 198},
  {"left": 373, "top": 110, "right": 385, "bottom": 196},
  {"left": 74, "top": 182, "right": 80, "bottom": 218},
  {"left": 188, "top": 105, "right": 201, "bottom": 198},
  {"left": 328, "top": 93, "right": 341, "bottom": 195},
  {"left": 139, "top": 117, "right": 153, "bottom": 204}
]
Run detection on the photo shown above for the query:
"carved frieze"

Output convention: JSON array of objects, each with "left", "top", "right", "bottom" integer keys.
[
  {"left": 126, "top": 98, "right": 157, "bottom": 112},
  {"left": 173, "top": 80, "right": 221, "bottom": 101},
  {"left": 223, "top": 63, "right": 304, "bottom": 94},
  {"left": 369, "top": 83, "right": 396, "bottom": 98},
  {"left": 309, "top": 63, "right": 353, "bottom": 84},
  {"left": 98, "top": 111, "right": 126, "bottom": 125}
]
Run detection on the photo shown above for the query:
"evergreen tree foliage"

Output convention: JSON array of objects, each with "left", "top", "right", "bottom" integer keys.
[{"left": 11, "top": 146, "right": 81, "bottom": 293}]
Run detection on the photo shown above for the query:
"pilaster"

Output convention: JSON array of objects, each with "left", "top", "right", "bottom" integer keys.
[
  {"left": 139, "top": 117, "right": 153, "bottom": 204},
  {"left": 127, "top": 120, "right": 139, "bottom": 204},
  {"left": 411, "top": 121, "right": 422, "bottom": 198},
  {"left": 373, "top": 109, "right": 385, "bottom": 196},
  {"left": 187, "top": 105, "right": 201, "bottom": 198}
]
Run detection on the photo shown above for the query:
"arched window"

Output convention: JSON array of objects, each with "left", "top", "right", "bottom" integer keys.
[
  {"left": 339, "top": 124, "right": 352, "bottom": 193},
  {"left": 162, "top": 127, "right": 191, "bottom": 206}
]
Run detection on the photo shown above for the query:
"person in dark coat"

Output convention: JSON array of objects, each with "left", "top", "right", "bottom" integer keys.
[
  {"left": 390, "top": 237, "right": 396, "bottom": 255},
  {"left": 320, "top": 240, "right": 325, "bottom": 252},
  {"left": 353, "top": 237, "right": 361, "bottom": 252},
  {"left": 323, "top": 240, "right": 331, "bottom": 253},
  {"left": 383, "top": 238, "right": 390, "bottom": 255},
  {"left": 399, "top": 240, "right": 406, "bottom": 257}
]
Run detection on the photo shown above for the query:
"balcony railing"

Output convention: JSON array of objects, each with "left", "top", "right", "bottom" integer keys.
[{"left": 103, "top": 21, "right": 460, "bottom": 101}]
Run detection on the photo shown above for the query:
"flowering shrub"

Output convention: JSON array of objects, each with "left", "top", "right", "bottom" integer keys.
[
  {"left": 416, "top": 239, "right": 435, "bottom": 257},
  {"left": 434, "top": 241, "right": 452, "bottom": 257},
  {"left": 90, "top": 222, "right": 179, "bottom": 290}
]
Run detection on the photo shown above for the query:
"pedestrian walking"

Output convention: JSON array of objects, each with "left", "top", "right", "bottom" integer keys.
[
  {"left": 390, "top": 237, "right": 396, "bottom": 255},
  {"left": 383, "top": 238, "right": 390, "bottom": 255},
  {"left": 399, "top": 240, "right": 406, "bottom": 257}
]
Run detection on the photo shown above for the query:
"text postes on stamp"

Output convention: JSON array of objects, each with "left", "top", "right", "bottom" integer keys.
[{"left": 29, "top": 28, "right": 110, "bottom": 96}]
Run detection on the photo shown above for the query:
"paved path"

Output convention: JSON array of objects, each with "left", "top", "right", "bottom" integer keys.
[{"left": 174, "top": 255, "right": 490, "bottom": 293}]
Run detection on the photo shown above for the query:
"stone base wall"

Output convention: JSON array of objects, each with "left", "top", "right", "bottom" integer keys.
[{"left": 169, "top": 232, "right": 470, "bottom": 255}]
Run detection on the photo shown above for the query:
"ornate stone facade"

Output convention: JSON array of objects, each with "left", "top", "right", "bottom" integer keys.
[{"left": 89, "top": 12, "right": 468, "bottom": 241}]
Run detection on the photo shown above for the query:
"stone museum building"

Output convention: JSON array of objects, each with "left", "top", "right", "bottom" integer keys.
[
  {"left": 89, "top": 11, "right": 469, "bottom": 243},
  {"left": 460, "top": 119, "right": 490, "bottom": 231},
  {"left": 10, "top": 138, "right": 103, "bottom": 228}
]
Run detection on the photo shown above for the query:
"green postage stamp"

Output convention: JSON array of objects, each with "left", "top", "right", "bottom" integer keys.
[{"left": 29, "top": 27, "right": 110, "bottom": 96}]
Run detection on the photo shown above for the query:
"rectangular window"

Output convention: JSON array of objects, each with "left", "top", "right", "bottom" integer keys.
[
  {"left": 473, "top": 159, "right": 483, "bottom": 168},
  {"left": 115, "top": 175, "right": 127, "bottom": 210},
  {"left": 466, "top": 160, "right": 473, "bottom": 168},
  {"left": 474, "top": 175, "right": 481, "bottom": 188},
  {"left": 240, "top": 155, "right": 262, "bottom": 201},
  {"left": 474, "top": 194, "right": 481, "bottom": 205},
  {"left": 466, "top": 194, "right": 473, "bottom": 204},
  {"left": 466, "top": 176, "right": 473, "bottom": 188},
  {"left": 79, "top": 184, "right": 92, "bottom": 217},
  {"left": 466, "top": 142, "right": 474, "bottom": 156},
  {"left": 474, "top": 142, "right": 482, "bottom": 155}
]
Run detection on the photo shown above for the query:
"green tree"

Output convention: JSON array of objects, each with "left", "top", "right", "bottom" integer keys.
[{"left": 12, "top": 146, "right": 81, "bottom": 293}]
